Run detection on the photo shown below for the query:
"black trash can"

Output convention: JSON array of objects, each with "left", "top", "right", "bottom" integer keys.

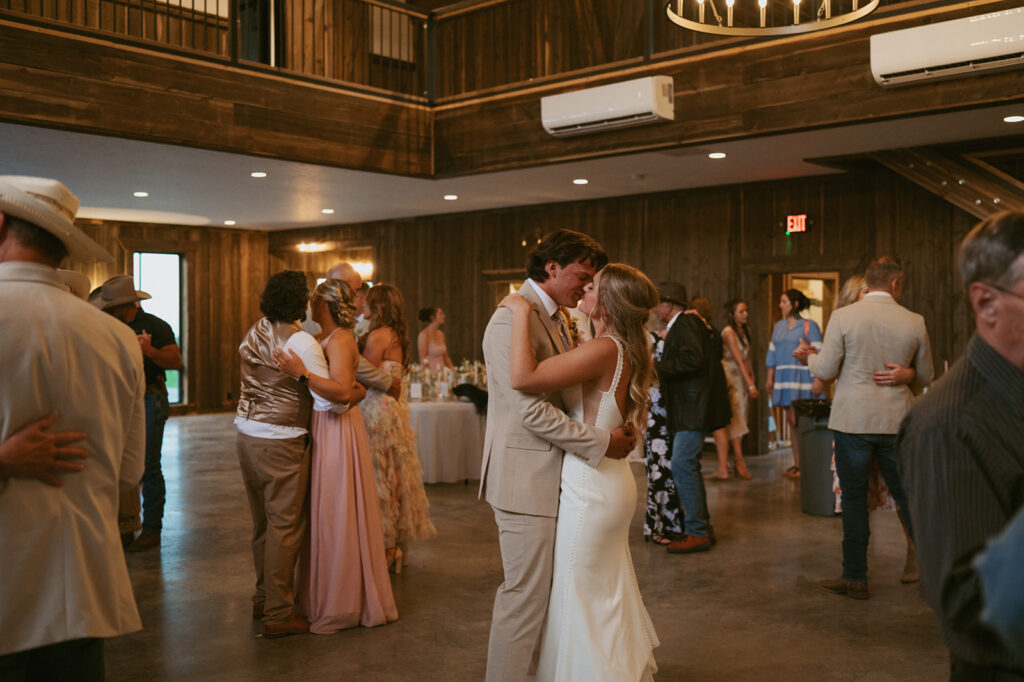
[{"left": 792, "top": 399, "right": 836, "bottom": 517}]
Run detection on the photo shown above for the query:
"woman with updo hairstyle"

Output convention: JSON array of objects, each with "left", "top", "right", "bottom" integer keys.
[
  {"left": 765, "top": 288, "right": 824, "bottom": 478},
  {"left": 500, "top": 262, "right": 660, "bottom": 678},
  {"left": 274, "top": 278, "right": 397, "bottom": 632},
  {"left": 361, "top": 284, "right": 436, "bottom": 571},
  {"left": 417, "top": 306, "right": 454, "bottom": 371}
]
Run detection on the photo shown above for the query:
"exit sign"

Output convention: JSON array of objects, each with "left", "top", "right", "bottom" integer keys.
[{"left": 786, "top": 214, "right": 808, "bottom": 234}]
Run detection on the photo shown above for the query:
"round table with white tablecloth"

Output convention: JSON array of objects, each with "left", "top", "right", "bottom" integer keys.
[{"left": 407, "top": 400, "right": 485, "bottom": 483}]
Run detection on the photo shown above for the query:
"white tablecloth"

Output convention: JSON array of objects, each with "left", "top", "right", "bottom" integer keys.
[{"left": 408, "top": 400, "right": 485, "bottom": 483}]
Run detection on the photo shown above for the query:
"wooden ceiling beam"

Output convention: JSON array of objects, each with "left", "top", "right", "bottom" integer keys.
[{"left": 868, "top": 148, "right": 1024, "bottom": 219}]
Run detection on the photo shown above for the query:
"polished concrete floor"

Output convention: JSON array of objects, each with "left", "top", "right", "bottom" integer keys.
[{"left": 108, "top": 414, "right": 948, "bottom": 681}]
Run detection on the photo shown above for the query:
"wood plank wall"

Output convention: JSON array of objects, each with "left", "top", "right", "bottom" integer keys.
[
  {"left": 268, "top": 166, "right": 985, "bottom": 449},
  {"left": 433, "top": 0, "right": 1024, "bottom": 176},
  {"left": 69, "top": 220, "right": 269, "bottom": 414},
  {"left": 0, "top": 21, "right": 433, "bottom": 176}
]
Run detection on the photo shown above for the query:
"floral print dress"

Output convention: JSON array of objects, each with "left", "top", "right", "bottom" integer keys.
[{"left": 643, "top": 332, "right": 683, "bottom": 540}]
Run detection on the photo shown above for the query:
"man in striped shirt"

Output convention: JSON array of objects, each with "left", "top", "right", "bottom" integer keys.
[{"left": 900, "top": 212, "right": 1024, "bottom": 680}]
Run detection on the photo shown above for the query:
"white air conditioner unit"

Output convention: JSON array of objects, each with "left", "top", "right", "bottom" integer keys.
[
  {"left": 870, "top": 7, "right": 1024, "bottom": 87},
  {"left": 541, "top": 76, "right": 674, "bottom": 137}
]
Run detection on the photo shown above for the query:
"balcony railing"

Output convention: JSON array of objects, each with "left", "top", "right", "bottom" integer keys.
[{"left": 0, "top": 0, "right": 918, "bottom": 101}]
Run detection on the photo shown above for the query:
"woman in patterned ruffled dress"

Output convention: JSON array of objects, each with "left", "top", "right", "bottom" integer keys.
[{"left": 359, "top": 284, "right": 437, "bottom": 570}]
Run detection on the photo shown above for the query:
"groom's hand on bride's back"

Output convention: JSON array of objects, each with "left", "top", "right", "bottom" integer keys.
[{"left": 605, "top": 426, "right": 636, "bottom": 460}]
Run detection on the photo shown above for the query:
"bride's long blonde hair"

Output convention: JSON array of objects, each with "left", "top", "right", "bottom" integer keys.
[{"left": 592, "top": 263, "right": 660, "bottom": 437}]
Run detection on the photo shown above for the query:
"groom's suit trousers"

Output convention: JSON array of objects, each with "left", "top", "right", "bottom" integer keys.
[{"left": 487, "top": 506, "right": 557, "bottom": 682}]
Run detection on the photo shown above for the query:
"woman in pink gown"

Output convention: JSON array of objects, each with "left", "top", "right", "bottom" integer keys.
[{"left": 276, "top": 278, "right": 397, "bottom": 632}]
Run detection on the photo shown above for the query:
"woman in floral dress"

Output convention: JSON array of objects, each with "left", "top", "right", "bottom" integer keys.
[
  {"left": 643, "top": 329, "right": 683, "bottom": 545},
  {"left": 360, "top": 284, "right": 437, "bottom": 570}
]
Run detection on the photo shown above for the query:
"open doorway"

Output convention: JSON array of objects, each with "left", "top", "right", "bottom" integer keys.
[{"left": 763, "top": 270, "right": 839, "bottom": 447}]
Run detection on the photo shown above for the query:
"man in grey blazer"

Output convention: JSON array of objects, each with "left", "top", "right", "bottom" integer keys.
[
  {"left": 796, "top": 256, "right": 932, "bottom": 600},
  {"left": 481, "top": 229, "right": 635, "bottom": 682}
]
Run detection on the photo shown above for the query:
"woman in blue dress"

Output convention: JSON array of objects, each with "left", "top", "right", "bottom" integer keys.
[{"left": 765, "top": 289, "right": 823, "bottom": 478}]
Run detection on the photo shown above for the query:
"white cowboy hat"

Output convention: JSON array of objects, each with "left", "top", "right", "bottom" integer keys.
[
  {"left": 0, "top": 175, "right": 112, "bottom": 263},
  {"left": 57, "top": 269, "right": 92, "bottom": 300}
]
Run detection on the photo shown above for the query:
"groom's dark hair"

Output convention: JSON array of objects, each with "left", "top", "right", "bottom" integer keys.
[{"left": 526, "top": 229, "right": 608, "bottom": 282}]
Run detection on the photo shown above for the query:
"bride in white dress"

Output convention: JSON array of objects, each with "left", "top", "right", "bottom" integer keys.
[{"left": 502, "top": 263, "right": 661, "bottom": 682}]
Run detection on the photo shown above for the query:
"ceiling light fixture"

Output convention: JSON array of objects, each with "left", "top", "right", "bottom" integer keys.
[
  {"left": 224, "top": 220, "right": 236, "bottom": 226},
  {"left": 297, "top": 242, "right": 333, "bottom": 253},
  {"left": 708, "top": 152, "right": 727, "bottom": 159},
  {"left": 250, "top": 171, "right": 267, "bottom": 178},
  {"left": 133, "top": 191, "right": 149, "bottom": 197},
  {"left": 573, "top": 178, "right": 589, "bottom": 185},
  {"left": 667, "top": 0, "right": 879, "bottom": 36},
  {"left": 321, "top": 208, "right": 335, "bottom": 214},
  {"left": 444, "top": 194, "right": 458, "bottom": 201},
  {"left": 1004, "top": 115, "right": 1024, "bottom": 123}
]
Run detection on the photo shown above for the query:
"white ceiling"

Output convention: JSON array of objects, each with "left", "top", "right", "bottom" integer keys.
[{"left": 2, "top": 102, "right": 1022, "bottom": 231}]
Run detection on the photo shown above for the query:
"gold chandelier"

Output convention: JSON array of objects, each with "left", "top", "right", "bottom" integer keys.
[{"left": 666, "top": 0, "right": 880, "bottom": 36}]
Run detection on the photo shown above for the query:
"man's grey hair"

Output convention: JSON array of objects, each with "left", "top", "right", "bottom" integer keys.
[
  {"left": 0, "top": 212, "right": 68, "bottom": 266},
  {"left": 959, "top": 212, "right": 1024, "bottom": 294}
]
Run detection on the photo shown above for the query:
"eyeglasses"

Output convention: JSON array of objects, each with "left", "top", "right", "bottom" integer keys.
[{"left": 988, "top": 282, "right": 1024, "bottom": 303}]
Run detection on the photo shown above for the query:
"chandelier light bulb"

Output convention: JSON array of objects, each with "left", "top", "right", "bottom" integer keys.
[{"left": 669, "top": 0, "right": 878, "bottom": 36}]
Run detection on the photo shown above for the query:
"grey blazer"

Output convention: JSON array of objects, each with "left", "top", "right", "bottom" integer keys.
[
  {"left": 478, "top": 281, "right": 610, "bottom": 517},
  {"left": 808, "top": 293, "right": 933, "bottom": 434}
]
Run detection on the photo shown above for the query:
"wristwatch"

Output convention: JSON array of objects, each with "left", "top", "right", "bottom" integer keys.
[{"left": 298, "top": 371, "right": 310, "bottom": 385}]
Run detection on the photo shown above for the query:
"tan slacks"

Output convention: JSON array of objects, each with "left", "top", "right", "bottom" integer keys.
[
  {"left": 486, "top": 506, "right": 557, "bottom": 682},
  {"left": 236, "top": 431, "right": 310, "bottom": 623}
]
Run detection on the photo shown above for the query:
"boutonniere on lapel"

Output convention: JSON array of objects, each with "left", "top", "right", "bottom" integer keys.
[{"left": 557, "top": 307, "right": 582, "bottom": 348}]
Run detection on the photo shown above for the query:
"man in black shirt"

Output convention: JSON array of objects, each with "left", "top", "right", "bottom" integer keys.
[
  {"left": 94, "top": 275, "right": 182, "bottom": 552},
  {"left": 899, "top": 212, "right": 1024, "bottom": 679}
]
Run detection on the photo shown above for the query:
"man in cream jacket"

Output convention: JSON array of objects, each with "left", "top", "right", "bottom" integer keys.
[
  {"left": 796, "top": 256, "right": 932, "bottom": 600},
  {"left": 481, "top": 229, "right": 635, "bottom": 682},
  {"left": 0, "top": 176, "right": 144, "bottom": 679}
]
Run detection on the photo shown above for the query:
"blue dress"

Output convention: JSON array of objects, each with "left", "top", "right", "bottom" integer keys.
[{"left": 765, "top": 317, "right": 823, "bottom": 407}]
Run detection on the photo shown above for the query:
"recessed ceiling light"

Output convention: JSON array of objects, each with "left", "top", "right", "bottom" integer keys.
[
  {"left": 321, "top": 208, "right": 335, "bottom": 214},
  {"left": 133, "top": 191, "right": 149, "bottom": 198},
  {"left": 708, "top": 152, "right": 727, "bottom": 159},
  {"left": 224, "top": 220, "right": 236, "bottom": 226},
  {"left": 250, "top": 171, "right": 267, "bottom": 178},
  {"left": 1004, "top": 115, "right": 1024, "bottom": 123},
  {"left": 443, "top": 194, "right": 458, "bottom": 201},
  {"left": 573, "top": 178, "right": 589, "bottom": 185}
]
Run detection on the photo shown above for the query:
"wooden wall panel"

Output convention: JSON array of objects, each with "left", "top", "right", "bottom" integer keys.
[
  {"left": 433, "top": 0, "right": 1024, "bottom": 176},
  {"left": 71, "top": 220, "right": 269, "bottom": 413},
  {"left": 0, "top": 21, "right": 431, "bottom": 176},
  {"left": 267, "top": 167, "right": 978, "bottom": 455}
]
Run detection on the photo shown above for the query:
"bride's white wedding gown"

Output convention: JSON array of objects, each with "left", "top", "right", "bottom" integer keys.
[{"left": 536, "top": 337, "right": 659, "bottom": 681}]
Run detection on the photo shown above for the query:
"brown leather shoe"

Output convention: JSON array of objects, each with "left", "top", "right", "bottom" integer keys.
[
  {"left": 666, "top": 535, "right": 712, "bottom": 554},
  {"left": 263, "top": 614, "right": 309, "bottom": 638},
  {"left": 126, "top": 532, "right": 160, "bottom": 552},
  {"left": 819, "top": 577, "right": 869, "bottom": 600}
]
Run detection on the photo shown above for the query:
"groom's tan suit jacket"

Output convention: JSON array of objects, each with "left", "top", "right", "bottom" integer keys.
[{"left": 479, "top": 280, "right": 609, "bottom": 517}]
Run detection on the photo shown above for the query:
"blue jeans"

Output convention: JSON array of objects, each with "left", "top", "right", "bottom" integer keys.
[
  {"left": 142, "top": 391, "right": 169, "bottom": 534},
  {"left": 670, "top": 430, "right": 712, "bottom": 538},
  {"left": 833, "top": 431, "right": 913, "bottom": 583}
]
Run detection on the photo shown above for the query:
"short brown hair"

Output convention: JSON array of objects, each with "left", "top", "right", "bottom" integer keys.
[
  {"left": 526, "top": 229, "right": 607, "bottom": 282},
  {"left": 865, "top": 257, "right": 904, "bottom": 290},
  {"left": 2, "top": 214, "right": 68, "bottom": 266},
  {"left": 959, "top": 212, "right": 1024, "bottom": 294}
]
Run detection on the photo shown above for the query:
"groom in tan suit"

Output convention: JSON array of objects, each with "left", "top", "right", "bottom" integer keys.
[
  {"left": 481, "top": 229, "right": 635, "bottom": 682},
  {"left": 796, "top": 256, "right": 932, "bottom": 600}
]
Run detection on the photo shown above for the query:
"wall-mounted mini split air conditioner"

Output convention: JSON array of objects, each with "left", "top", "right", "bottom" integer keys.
[
  {"left": 541, "top": 76, "right": 675, "bottom": 137},
  {"left": 870, "top": 7, "right": 1024, "bottom": 87}
]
